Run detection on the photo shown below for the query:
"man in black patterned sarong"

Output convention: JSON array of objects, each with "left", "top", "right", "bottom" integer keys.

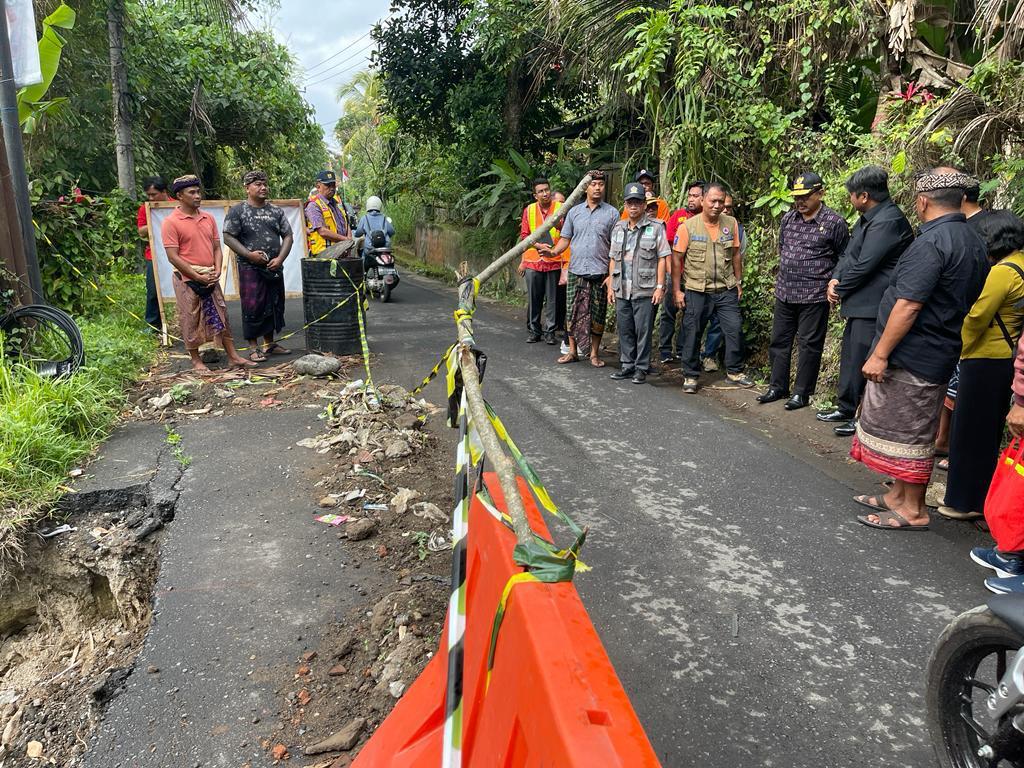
[{"left": 223, "top": 170, "right": 294, "bottom": 362}]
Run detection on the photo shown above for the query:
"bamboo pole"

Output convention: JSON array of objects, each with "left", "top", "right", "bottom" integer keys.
[{"left": 454, "top": 172, "right": 593, "bottom": 547}]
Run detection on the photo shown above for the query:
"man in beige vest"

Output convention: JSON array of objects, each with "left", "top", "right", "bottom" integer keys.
[{"left": 671, "top": 182, "right": 754, "bottom": 394}]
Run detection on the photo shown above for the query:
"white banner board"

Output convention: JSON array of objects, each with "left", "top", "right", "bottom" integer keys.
[{"left": 148, "top": 200, "right": 308, "bottom": 303}]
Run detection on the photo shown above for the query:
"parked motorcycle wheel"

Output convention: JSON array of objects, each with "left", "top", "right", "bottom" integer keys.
[
  {"left": 382, "top": 283, "right": 392, "bottom": 303},
  {"left": 927, "top": 605, "right": 1024, "bottom": 768}
]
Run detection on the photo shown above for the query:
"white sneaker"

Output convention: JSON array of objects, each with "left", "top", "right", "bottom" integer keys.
[
  {"left": 702, "top": 357, "right": 719, "bottom": 372},
  {"left": 560, "top": 341, "right": 570, "bottom": 355}
]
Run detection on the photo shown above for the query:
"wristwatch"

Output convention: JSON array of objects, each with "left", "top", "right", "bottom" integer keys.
[{"left": 656, "top": 283, "right": 664, "bottom": 290}]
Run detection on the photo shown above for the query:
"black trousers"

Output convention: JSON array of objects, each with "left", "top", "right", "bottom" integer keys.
[
  {"left": 524, "top": 268, "right": 558, "bottom": 335},
  {"left": 144, "top": 259, "right": 161, "bottom": 330},
  {"left": 768, "top": 299, "right": 830, "bottom": 397},
  {"left": 658, "top": 298, "right": 679, "bottom": 359},
  {"left": 837, "top": 317, "right": 875, "bottom": 416},
  {"left": 945, "top": 357, "right": 1016, "bottom": 513},
  {"left": 555, "top": 282, "right": 567, "bottom": 336},
  {"left": 616, "top": 297, "right": 655, "bottom": 373},
  {"left": 680, "top": 289, "right": 743, "bottom": 377}
]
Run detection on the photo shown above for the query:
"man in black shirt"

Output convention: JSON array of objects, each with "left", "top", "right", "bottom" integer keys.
[
  {"left": 851, "top": 167, "right": 989, "bottom": 531},
  {"left": 223, "top": 170, "right": 294, "bottom": 361},
  {"left": 819, "top": 166, "right": 914, "bottom": 436}
]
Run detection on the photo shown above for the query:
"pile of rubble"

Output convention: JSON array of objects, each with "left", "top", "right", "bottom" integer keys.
[{"left": 265, "top": 380, "right": 457, "bottom": 764}]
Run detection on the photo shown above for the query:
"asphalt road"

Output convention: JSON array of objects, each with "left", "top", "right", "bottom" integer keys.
[
  {"left": 365, "top": 273, "right": 992, "bottom": 768},
  {"left": 85, "top": 409, "right": 388, "bottom": 768}
]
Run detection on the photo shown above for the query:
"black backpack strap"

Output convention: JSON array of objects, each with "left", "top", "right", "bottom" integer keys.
[{"left": 992, "top": 261, "right": 1024, "bottom": 350}]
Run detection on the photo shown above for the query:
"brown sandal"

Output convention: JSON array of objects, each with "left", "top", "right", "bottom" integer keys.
[{"left": 557, "top": 353, "right": 579, "bottom": 364}]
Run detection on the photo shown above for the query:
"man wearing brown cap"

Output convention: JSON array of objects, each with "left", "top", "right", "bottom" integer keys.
[
  {"left": 851, "top": 167, "right": 988, "bottom": 531},
  {"left": 759, "top": 172, "right": 849, "bottom": 410}
]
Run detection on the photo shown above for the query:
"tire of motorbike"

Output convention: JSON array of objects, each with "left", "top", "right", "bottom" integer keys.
[
  {"left": 927, "top": 604, "right": 1023, "bottom": 768},
  {"left": 382, "top": 283, "right": 392, "bottom": 303}
]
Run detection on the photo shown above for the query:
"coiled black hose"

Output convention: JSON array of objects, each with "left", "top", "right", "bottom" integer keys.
[{"left": 0, "top": 304, "right": 85, "bottom": 377}]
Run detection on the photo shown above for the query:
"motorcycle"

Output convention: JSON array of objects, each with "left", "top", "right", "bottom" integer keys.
[
  {"left": 363, "top": 229, "right": 399, "bottom": 303},
  {"left": 928, "top": 595, "right": 1024, "bottom": 767}
]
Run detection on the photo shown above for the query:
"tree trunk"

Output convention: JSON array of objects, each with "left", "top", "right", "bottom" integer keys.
[{"left": 107, "top": 0, "right": 136, "bottom": 199}]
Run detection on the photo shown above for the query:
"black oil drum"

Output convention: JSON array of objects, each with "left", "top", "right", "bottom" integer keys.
[{"left": 301, "top": 257, "right": 364, "bottom": 355}]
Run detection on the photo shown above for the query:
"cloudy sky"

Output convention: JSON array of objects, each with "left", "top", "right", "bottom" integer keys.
[{"left": 261, "top": 0, "right": 391, "bottom": 151}]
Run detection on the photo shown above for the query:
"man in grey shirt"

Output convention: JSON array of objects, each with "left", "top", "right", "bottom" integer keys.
[
  {"left": 607, "top": 182, "right": 670, "bottom": 384},
  {"left": 542, "top": 170, "right": 619, "bottom": 367}
]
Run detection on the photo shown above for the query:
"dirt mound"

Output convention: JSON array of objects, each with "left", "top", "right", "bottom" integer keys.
[
  {"left": 259, "top": 381, "right": 456, "bottom": 764},
  {"left": 0, "top": 478, "right": 176, "bottom": 765}
]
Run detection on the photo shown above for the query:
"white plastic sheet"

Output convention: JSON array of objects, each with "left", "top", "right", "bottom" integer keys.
[
  {"left": 5, "top": 0, "right": 41, "bottom": 88},
  {"left": 148, "top": 200, "right": 308, "bottom": 302}
]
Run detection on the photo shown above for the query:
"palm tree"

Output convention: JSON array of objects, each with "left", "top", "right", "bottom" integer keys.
[{"left": 334, "top": 71, "right": 396, "bottom": 194}]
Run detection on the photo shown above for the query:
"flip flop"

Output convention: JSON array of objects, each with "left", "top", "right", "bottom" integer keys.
[
  {"left": 248, "top": 350, "right": 267, "bottom": 363},
  {"left": 264, "top": 343, "right": 291, "bottom": 356},
  {"left": 557, "top": 353, "right": 579, "bottom": 364},
  {"left": 853, "top": 494, "right": 892, "bottom": 513},
  {"left": 590, "top": 357, "right": 606, "bottom": 368},
  {"left": 857, "top": 508, "right": 930, "bottom": 531}
]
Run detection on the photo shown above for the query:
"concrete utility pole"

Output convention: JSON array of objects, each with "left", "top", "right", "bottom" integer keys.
[
  {"left": 0, "top": 4, "right": 43, "bottom": 304},
  {"left": 108, "top": 0, "right": 136, "bottom": 199}
]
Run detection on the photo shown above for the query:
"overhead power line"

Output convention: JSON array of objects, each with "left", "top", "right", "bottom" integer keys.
[
  {"left": 302, "top": 29, "right": 371, "bottom": 75},
  {"left": 301, "top": 41, "right": 374, "bottom": 82},
  {"left": 304, "top": 58, "right": 371, "bottom": 89}
]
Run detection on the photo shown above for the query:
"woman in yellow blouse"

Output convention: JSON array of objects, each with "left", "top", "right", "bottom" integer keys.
[{"left": 940, "top": 211, "right": 1024, "bottom": 520}]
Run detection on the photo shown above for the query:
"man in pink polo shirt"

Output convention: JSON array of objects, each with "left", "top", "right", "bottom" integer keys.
[{"left": 162, "top": 175, "right": 255, "bottom": 374}]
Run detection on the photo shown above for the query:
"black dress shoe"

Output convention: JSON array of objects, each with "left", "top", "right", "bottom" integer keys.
[
  {"left": 526, "top": 334, "right": 541, "bottom": 343},
  {"left": 756, "top": 388, "right": 789, "bottom": 404},
  {"left": 631, "top": 370, "right": 647, "bottom": 385},
  {"left": 543, "top": 333, "right": 556, "bottom": 345},
  {"left": 610, "top": 368, "right": 636, "bottom": 381},
  {"left": 816, "top": 409, "right": 853, "bottom": 423},
  {"left": 833, "top": 420, "right": 857, "bottom": 437},
  {"left": 784, "top": 394, "right": 810, "bottom": 410}
]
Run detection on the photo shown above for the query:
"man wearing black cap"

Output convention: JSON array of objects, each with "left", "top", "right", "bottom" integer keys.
[
  {"left": 607, "top": 182, "right": 670, "bottom": 384},
  {"left": 304, "top": 170, "right": 351, "bottom": 256},
  {"left": 758, "top": 172, "right": 849, "bottom": 410}
]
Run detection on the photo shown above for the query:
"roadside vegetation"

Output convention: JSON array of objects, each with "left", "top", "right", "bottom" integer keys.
[
  {"left": 0, "top": 275, "right": 156, "bottom": 561},
  {"left": 0, "top": 0, "right": 330, "bottom": 559},
  {"left": 337, "top": 0, "right": 1024, "bottom": 391}
]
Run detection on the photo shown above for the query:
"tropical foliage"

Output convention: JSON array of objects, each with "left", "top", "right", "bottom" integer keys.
[
  {"left": 358, "top": 0, "right": 1024, "bottom": 369},
  {"left": 25, "top": 0, "right": 326, "bottom": 200}
]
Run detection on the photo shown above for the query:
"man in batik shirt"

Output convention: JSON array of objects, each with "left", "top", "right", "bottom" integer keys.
[{"left": 223, "top": 170, "right": 294, "bottom": 362}]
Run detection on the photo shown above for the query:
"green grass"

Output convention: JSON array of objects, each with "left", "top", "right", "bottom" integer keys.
[{"left": 0, "top": 273, "right": 158, "bottom": 531}]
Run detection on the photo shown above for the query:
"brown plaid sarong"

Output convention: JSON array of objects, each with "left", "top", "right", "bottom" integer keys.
[{"left": 567, "top": 273, "right": 608, "bottom": 356}]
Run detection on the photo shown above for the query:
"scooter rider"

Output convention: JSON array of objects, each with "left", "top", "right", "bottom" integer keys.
[{"left": 354, "top": 196, "right": 395, "bottom": 271}]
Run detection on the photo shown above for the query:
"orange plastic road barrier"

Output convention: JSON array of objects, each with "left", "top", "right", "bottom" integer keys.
[{"left": 352, "top": 473, "right": 661, "bottom": 768}]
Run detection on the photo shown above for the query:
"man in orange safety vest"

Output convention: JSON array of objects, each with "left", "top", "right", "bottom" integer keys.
[{"left": 517, "top": 177, "right": 568, "bottom": 345}]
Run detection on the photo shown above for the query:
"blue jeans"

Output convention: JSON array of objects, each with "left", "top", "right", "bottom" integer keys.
[
  {"left": 701, "top": 316, "right": 722, "bottom": 360},
  {"left": 144, "top": 260, "right": 161, "bottom": 330}
]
